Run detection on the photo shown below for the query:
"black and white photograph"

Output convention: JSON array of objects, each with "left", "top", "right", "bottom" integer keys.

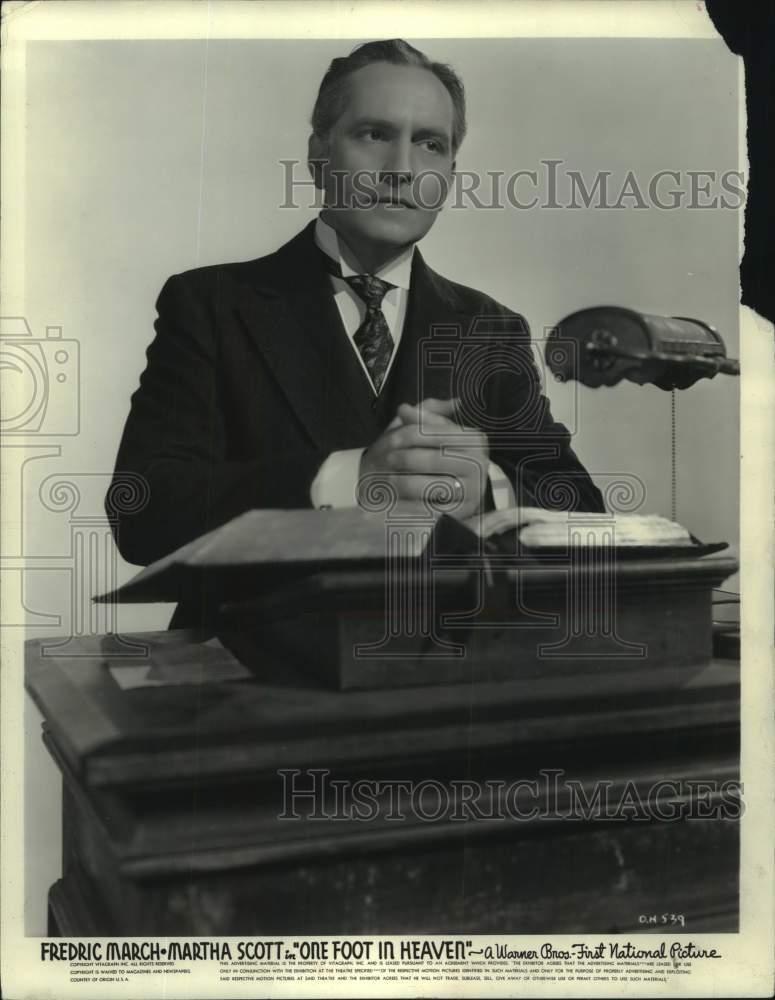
[{"left": 1, "top": 1, "right": 772, "bottom": 997}]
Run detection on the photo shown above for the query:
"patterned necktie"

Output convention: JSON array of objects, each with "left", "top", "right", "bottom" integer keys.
[{"left": 344, "top": 274, "right": 396, "bottom": 393}]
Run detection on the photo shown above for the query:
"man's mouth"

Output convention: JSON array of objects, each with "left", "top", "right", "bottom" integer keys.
[{"left": 374, "top": 196, "right": 416, "bottom": 209}]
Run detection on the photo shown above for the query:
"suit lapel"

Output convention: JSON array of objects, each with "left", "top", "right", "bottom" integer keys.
[
  {"left": 235, "top": 224, "right": 380, "bottom": 450},
  {"left": 384, "top": 250, "right": 470, "bottom": 412}
]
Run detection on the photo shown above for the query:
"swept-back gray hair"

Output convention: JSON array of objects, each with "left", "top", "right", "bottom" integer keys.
[{"left": 311, "top": 39, "right": 467, "bottom": 152}]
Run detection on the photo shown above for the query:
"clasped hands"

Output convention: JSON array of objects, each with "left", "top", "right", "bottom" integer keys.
[{"left": 359, "top": 398, "right": 489, "bottom": 519}]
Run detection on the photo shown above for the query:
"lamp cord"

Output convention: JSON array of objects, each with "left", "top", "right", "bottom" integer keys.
[{"left": 670, "top": 389, "right": 678, "bottom": 522}]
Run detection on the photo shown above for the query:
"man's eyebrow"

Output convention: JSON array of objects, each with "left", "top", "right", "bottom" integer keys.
[
  {"left": 412, "top": 127, "right": 451, "bottom": 146},
  {"left": 348, "top": 117, "right": 400, "bottom": 132},
  {"left": 348, "top": 118, "right": 451, "bottom": 145}
]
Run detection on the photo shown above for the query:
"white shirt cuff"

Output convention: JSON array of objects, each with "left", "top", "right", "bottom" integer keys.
[
  {"left": 488, "top": 461, "right": 515, "bottom": 511},
  {"left": 310, "top": 448, "right": 366, "bottom": 509},
  {"left": 311, "top": 453, "right": 513, "bottom": 512}
]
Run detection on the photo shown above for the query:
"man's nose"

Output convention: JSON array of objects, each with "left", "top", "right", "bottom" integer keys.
[
  {"left": 379, "top": 140, "right": 413, "bottom": 186},
  {"left": 380, "top": 169, "right": 412, "bottom": 188}
]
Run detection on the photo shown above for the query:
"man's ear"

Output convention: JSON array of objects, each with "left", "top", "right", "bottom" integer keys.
[{"left": 308, "top": 133, "right": 328, "bottom": 191}]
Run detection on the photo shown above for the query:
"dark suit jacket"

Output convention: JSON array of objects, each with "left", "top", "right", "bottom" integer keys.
[{"left": 108, "top": 222, "right": 604, "bottom": 623}]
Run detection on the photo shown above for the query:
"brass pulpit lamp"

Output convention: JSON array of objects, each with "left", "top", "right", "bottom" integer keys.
[{"left": 546, "top": 306, "right": 740, "bottom": 391}]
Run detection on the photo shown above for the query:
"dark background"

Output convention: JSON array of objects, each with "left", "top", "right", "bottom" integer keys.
[{"left": 707, "top": 1, "right": 774, "bottom": 323}]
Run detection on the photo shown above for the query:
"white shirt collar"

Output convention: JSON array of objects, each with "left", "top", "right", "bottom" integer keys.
[{"left": 314, "top": 215, "right": 414, "bottom": 290}]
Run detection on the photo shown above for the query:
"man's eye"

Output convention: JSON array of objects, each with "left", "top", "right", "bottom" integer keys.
[
  {"left": 420, "top": 139, "right": 444, "bottom": 154},
  {"left": 360, "top": 128, "right": 384, "bottom": 142}
]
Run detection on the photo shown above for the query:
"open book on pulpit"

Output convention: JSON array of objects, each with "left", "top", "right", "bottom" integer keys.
[
  {"left": 98, "top": 505, "right": 725, "bottom": 604},
  {"left": 96, "top": 507, "right": 735, "bottom": 691}
]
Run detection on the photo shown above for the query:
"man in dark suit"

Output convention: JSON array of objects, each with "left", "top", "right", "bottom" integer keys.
[{"left": 108, "top": 39, "right": 604, "bottom": 595}]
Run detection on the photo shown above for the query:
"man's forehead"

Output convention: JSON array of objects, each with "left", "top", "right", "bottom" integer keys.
[{"left": 338, "top": 62, "right": 454, "bottom": 133}]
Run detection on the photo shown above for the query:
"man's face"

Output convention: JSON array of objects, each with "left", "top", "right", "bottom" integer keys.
[{"left": 311, "top": 62, "right": 456, "bottom": 258}]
